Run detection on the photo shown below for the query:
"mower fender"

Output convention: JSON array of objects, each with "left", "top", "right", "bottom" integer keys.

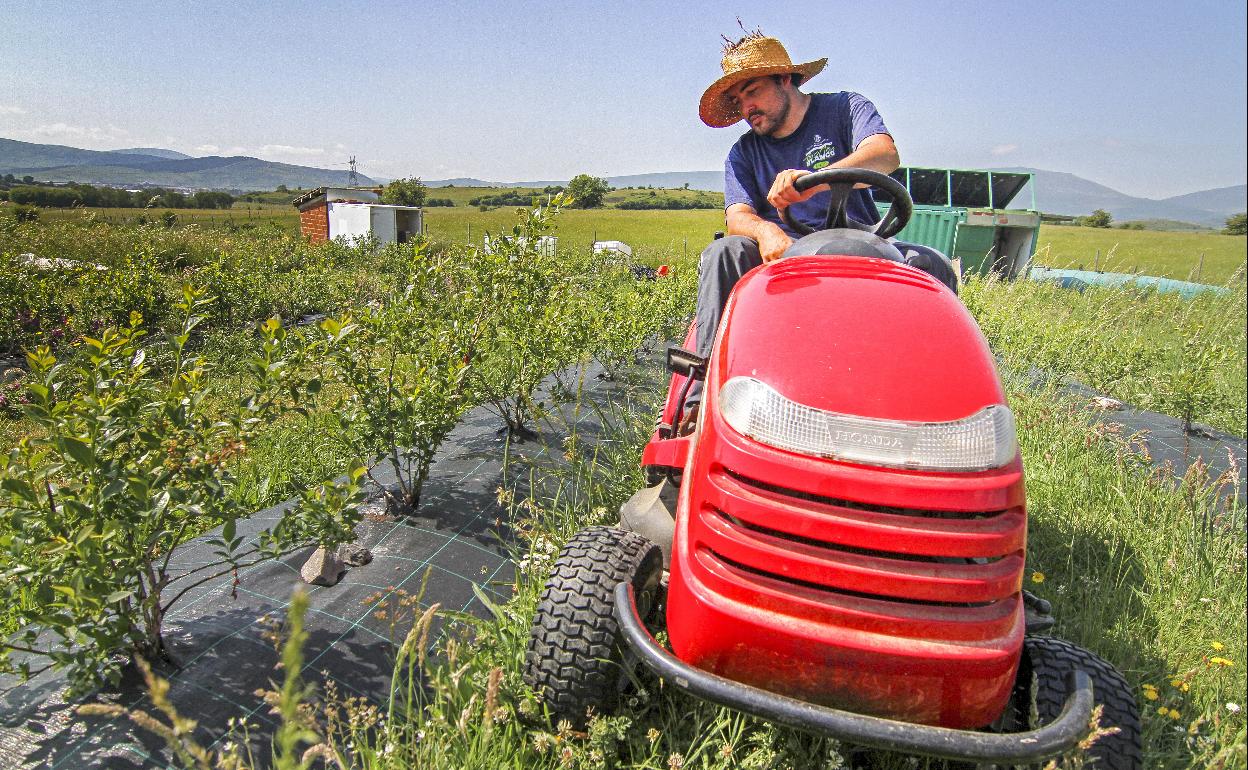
[
  {"left": 642, "top": 434, "right": 692, "bottom": 471},
  {"left": 615, "top": 583, "right": 1096, "bottom": 763},
  {"left": 619, "top": 481, "right": 676, "bottom": 567}
]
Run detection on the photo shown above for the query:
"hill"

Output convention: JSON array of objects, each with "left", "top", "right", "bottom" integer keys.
[
  {"left": 425, "top": 171, "right": 724, "bottom": 192},
  {"left": 995, "top": 167, "right": 1244, "bottom": 227},
  {"left": 0, "top": 138, "right": 374, "bottom": 191},
  {"left": 1159, "top": 185, "right": 1247, "bottom": 214},
  {"left": 427, "top": 167, "right": 1243, "bottom": 227},
  {"left": 112, "top": 147, "right": 192, "bottom": 160}
]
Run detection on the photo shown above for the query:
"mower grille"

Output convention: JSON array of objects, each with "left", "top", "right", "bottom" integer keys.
[
  {"left": 698, "top": 467, "right": 1025, "bottom": 608},
  {"left": 726, "top": 468, "right": 997, "bottom": 519}
]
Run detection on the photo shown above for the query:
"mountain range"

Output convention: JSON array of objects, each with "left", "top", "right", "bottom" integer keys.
[
  {"left": 2, "top": 138, "right": 1243, "bottom": 226},
  {"left": 427, "top": 169, "right": 1244, "bottom": 227},
  {"left": 0, "top": 138, "right": 373, "bottom": 190}
]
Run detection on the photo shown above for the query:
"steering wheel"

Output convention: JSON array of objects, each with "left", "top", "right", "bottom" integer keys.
[{"left": 778, "top": 167, "right": 913, "bottom": 240}]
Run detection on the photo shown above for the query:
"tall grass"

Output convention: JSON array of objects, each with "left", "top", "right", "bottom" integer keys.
[
  {"left": 1034, "top": 226, "right": 1246, "bottom": 285},
  {"left": 965, "top": 276, "right": 1248, "bottom": 436}
]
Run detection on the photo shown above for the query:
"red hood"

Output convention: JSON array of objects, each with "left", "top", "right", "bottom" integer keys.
[{"left": 713, "top": 256, "right": 1004, "bottom": 424}]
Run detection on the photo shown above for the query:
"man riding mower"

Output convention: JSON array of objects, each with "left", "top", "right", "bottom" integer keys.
[{"left": 523, "top": 167, "right": 1143, "bottom": 767}]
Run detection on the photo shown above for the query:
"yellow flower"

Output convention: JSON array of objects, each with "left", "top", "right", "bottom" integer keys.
[
  {"left": 1210, "top": 657, "right": 1234, "bottom": 667},
  {"left": 1168, "top": 708, "right": 1181, "bottom": 720},
  {"left": 1158, "top": 705, "right": 1169, "bottom": 716},
  {"left": 1170, "top": 678, "right": 1190, "bottom": 692},
  {"left": 1031, "top": 571, "right": 1046, "bottom": 584},
  {"left": 1212, "top": 641, "right": 1225, "bottom": 651},
  {"left": 1142, "top": 685, "right": 1159, "bottom": 701}
]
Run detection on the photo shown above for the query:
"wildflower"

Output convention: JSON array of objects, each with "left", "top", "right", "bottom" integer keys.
[
  {"left": 1158, "top": 705, "right": 1169, "bottom": 716},
  {"left": 646, "top": 727, "right": 661, "bottom": 743},
  {"left": 1142, "top": 684, "right": 1159, "bottom": 701},
  {"left": 667, "top": 753, "right": 685, "bottom": 769},
  {"left": 1030, "top": 571, "right": 1045, "bottom": 584},
  {"left": 1227, "top": 702, "right": 1241, "bottom": 713},
  {"left": 1210, "top": 657, "right": 1234, "bottom": 667},
  {"left": 533, "top": 733, "right": 551, "bottom": 754},
  {"left": 1170, "top": 678, "right": 1190, "bottom": 692},
  {"left": 560, "top": 745, "right": 574, "bottom": 765},
  {"left": 1212, "top": 641, "right": 1225, "bottom": 651},
  {"left": 1168, "top": 708, "right": 1181, "bottom": 720}
]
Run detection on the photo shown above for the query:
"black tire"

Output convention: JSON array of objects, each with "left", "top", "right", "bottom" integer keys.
[
  {"left": 523, "top": 526, "right": 663, "bottom": 726},
  {"left": 1021, "top": 636, "right": 1143, "bottom": 769}
]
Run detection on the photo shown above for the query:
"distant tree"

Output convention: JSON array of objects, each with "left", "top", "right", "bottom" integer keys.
[
  {"left": 1224, "top": 212, "right": 1247, "bottom": 236},
  {"left": 1078, "top": 209, "right": 1113, "bottom": 228},
  {"left": 276, "top": 184, "right": 289, "bottom": 193},
  {"left": 21, "top": 176, "right": 34, "bottom": 184},
  {"left": 381, "top": 177, "right": 427, "bottom": 207},
  {"left": 192, "top": 190, "right": 234, "bottom": 209},
  {"left": 566, "top": 174, "right": 610, "bottom": 208}
]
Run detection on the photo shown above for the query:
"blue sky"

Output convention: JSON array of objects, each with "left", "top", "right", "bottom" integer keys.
[{"left": 1, "top": 1, "right": 1244, "bottom": 198}]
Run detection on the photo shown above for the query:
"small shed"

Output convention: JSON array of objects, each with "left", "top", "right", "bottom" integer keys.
[
  {"left": 877, "top": 168, "right": 1040, "bottom": 279},
  {"left": 592, "top": 240, "right": 633, "bottom": 258},
  {"left": 294, "top": 187, "right": 424, "bottom": 245}
]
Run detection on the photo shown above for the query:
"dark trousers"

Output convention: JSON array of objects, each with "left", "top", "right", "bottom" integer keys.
[{"left": 687, "top": 236, "right": 762, "bottom": 408}]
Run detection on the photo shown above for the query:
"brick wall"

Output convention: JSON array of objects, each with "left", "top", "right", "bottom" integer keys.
[{"left": 299, "top": 204, "right": 328, "bottom": 242}]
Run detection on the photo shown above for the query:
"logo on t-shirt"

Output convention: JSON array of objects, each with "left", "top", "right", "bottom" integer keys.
[{"left": 804, "top": 141, "right": 838, "bottom": 170}]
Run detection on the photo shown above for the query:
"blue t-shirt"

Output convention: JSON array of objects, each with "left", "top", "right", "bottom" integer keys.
[{"left": 724, "top": 91, "right": 890, "bottom": 236}]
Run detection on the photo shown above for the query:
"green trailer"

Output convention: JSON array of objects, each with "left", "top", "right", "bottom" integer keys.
[{"left": 878, "top": 167, "right": 1040, "bottom": 279}]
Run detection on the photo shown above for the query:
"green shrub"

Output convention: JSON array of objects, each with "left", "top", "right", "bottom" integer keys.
[
  {"left": 318, "top": 238, "right": 484, "bottom": 511},
  {"left": 0, "top": 289, "right": 364, "bottom": 692},
  {"left": 9, "top": 203, "right": 38, "bottom": 223}
]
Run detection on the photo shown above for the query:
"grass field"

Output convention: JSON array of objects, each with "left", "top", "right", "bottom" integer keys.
[
  {"left": 27, "top": 195, "right": 1247, "bottom": 282},
  {"left": 1034, "top": 225, "right": 1246, "bottom": 285}
]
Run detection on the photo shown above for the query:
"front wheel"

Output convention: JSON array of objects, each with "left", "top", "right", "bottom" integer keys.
[
  {"left": 1018, "top": 636, "right": 1143, "bottom": 769},
  {"left": 523, "top": 526, "right": 663, "bottom": 727}
]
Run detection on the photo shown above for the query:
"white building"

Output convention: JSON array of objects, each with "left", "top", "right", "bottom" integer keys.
[{"left": 294, "top": 187, "right": 423, "bottom": 245}]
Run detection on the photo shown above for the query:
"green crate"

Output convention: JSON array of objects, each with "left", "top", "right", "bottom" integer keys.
[{"left": 878, "top": 167, "right": 1041, "bottom": 279}]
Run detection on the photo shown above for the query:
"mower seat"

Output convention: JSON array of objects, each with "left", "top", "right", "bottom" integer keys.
[
  {"left": 782, "top": 231, "right": 959, "bottom": 294},
  {"left": 783, "top": 229, "right": 903, "bottom": 262}
]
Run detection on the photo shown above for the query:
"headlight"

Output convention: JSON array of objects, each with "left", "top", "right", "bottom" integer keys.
[{"left": 718, "top": 377, "right": 1017, "bottom": 472}]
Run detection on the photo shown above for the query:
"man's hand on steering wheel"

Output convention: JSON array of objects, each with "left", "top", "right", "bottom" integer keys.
[
  {"left": 777, "top": 167, "right": 913, "bottom": 239},
  {"left": 766, "top": 169, "right": 819, "bottom": 210}
]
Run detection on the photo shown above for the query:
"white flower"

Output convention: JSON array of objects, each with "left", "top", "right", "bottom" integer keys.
[{"left": 1228, "top": 702, "right": 1241, "bottom": 713}]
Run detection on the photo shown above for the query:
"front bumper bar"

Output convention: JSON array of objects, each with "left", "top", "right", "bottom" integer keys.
[{"left": 614, "top": 583, "right": 1094, "bottom": 763}]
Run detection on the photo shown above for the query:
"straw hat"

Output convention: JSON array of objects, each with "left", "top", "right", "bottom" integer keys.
[{"left": 699, "top": 35, "right": 827, "bottom": 128}]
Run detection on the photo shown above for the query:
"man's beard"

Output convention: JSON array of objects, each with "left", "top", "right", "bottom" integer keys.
[{"left": 747, "top": 90, "right": 791, "bottom": 136}]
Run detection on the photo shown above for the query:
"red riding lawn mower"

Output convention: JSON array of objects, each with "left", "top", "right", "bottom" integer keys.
[{"left": 525, "top": 169, "right": 1142, "bottom": 767}]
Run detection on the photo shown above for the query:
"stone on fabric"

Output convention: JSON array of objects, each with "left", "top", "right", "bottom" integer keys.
[
  {"left": 337, "top": 543, "right": 373, "bottom": 567},
  {"left": 301, "top": 546, "right": 346, "bottom": 586}
]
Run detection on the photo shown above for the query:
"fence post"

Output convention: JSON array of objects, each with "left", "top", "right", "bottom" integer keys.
[
  {"left": 1196, "top": 252, "right": 1205, "bottom": 282},
  {"left": 1094, "top": 249, "right": 1100, "bottom": 272}
]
